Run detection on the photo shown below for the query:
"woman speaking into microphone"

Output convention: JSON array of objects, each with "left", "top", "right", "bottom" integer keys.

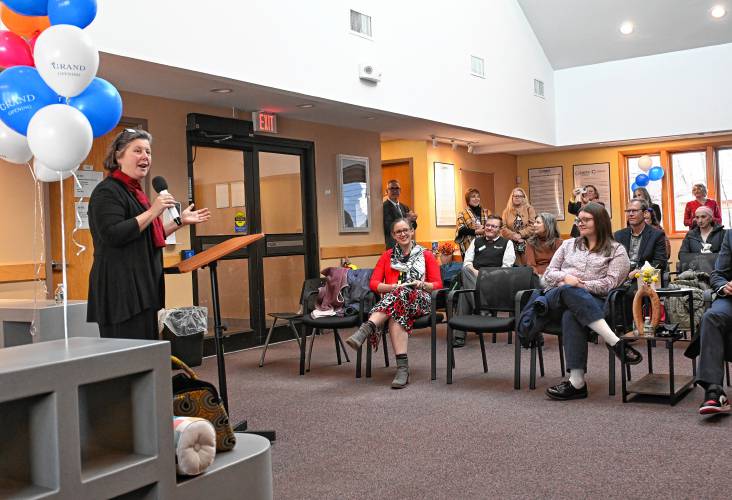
[{"left": 87, "top": 129, "right": 210, "bottom": 340}]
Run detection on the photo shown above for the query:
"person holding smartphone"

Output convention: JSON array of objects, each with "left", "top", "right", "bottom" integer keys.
[
  {"left": 568, "top": 184, "right": 603, "bottom": 237},
  {"left": 345, "top": 218, "right": 442, "bottom": 389}
]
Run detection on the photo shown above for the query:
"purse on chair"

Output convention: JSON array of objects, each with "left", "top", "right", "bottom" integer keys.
[{"left": 171, "top": 356, "right": 236, "bottom": 452}]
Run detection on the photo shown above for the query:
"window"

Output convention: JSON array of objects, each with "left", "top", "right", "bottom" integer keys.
[
  {"left": 627, "top": 155, "right": 663, "bottom": 222},
  {"left": 718, "top": 148, "right": 732, "bottom": 228},
  {"left": 350, "top": 10, "right": 372, "bottom": 38},
  {"left": 470, "top": 56, "right": 485, "bottom": 78},
  {"left": 671, "top": 151, "right": 707, "bottom": 232}
]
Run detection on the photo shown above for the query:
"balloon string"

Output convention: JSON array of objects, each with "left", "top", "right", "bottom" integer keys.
[
  {"left": 59, "top": 173, "right": 69, "bottom": 343},
  {"left": 28, "top": 162, "right": 41, "bottom": 337},
  {"left": 70, "top": 172, "right": 87, "bottom": 256}
]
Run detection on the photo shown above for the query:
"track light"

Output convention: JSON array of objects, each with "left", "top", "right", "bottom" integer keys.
[
  {"left": 467, "top": 144, "right": 474, "bottom": 154},
  {"left": 431, "top": 135, "right": 438, "bottom": 148},
  {"left": 451, "top": 140, "right": 457, "bottom": 151}
]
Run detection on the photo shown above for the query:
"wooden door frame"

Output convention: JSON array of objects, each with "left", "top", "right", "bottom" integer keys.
[{"left": 381, "top": 157, "right": 414, "bottom": 208}]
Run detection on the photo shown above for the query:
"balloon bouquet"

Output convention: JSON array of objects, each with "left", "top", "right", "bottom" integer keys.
[
  {"left": 0, "top": 0, "right": 122, "bottom": 339},
  {"left": 631, "top": 155, "right": 665, "bottom": 192}
]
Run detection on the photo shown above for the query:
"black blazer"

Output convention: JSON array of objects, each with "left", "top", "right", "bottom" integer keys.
[
  {"left": 383, "top": 199, "right": 417, "bottom": 248},
  {"left": 87, "top": 176, "right": 164, "bottom": 325},
  {"left": 711, "top": 229, "right": 732, "bottom": 292},
  {"left": 613, "top": 225, "right": 668, "bottom": 271}
]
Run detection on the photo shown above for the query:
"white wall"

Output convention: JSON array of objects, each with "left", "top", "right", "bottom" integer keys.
[
  {"left": 555, "top": 42, "right": 732, "bottom": 145},
  {"left": 87, "top": 0, "right": 555, "bottom": 144}
]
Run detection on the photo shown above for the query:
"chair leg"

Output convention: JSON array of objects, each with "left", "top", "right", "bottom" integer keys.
[
  {"left": 382, "top": 331, "right": 390, "bottom": 367},
  {"left": 259, "top": 317, "right": 278, "bottom": 367},
  {"left": 355, "top": 345, "right": 362, "bottom": 378},
  {"left": 335, "top": 331, "right": 350, "bottom": 363},
  {"left": 492, "top": 333, "right": 496, "bottom": 344},
  {"left": 538, "top": 342, "right": 545, "bottom": 378},
  {"left": 507, "top": 330, "right": 512, "bottom": 345},
  {"left": 558, "top": 335, "right": 566, "bottom": 377},
  {"left": 478, "top": 333, "right": 488, "bottom": 373},
  {"left": 306, "top": 328, "right": 317, "bottom": 372},
  {"left": 447, "top": 325, "right": 454, "bottom": 384},
  {"left": 333, "top": 329, "right": 342, "bottom": 365},
  {"left": 529, "top": 344, "right": 537, "bottom": 390},
  {"left": 514, "top": 333, "right": 521, "bottom": 390},
  {"left": 299, "top": 325, "right": 310, "bottom": 375},
  {"left": 726, "top": 362, "right": 730, "bottom": 387},
  {"left": 608, "top": 347, "right": 616, "bottom": 396},
  {"left": 289, "top": 320, "right": 302, "bottom": 347},
  {"left": 431, "top": 320, "right": 437, "bottom": 381},
  {"left": 366, "top": 343, "right": 373, "bottom": 378}
]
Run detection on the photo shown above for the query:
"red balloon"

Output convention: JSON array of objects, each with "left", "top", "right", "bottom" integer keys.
[{"left": 0, "top": 30, "right": 34, "bottom": 68}]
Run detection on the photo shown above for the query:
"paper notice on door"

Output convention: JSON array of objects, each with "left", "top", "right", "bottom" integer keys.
[
  {"left": 230, "top": 181, "right": 245, "bottom": 207},
  {"left": 75, "top": 201, "right": 89, "bottom": 229},
  {"left": 74, "top": 170, "right": 103, "bottom": 198},
  {"left": 215, "top": 183, "right": 230, "bottom": 208}
]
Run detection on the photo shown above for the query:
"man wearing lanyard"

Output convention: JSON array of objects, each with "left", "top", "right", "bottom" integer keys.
[{"left": 383, "top": 179, "right": 418, "bottom": 248}]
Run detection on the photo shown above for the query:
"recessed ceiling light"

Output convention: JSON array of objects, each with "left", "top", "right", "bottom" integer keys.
[
  {"left": 711, "top": 5, "right": 726, "bottom": 18},
  {"left": 619, "top": 21, "right": 634, "bottom": 35},
  {"left": 297, "top": 103, "right": 315, "bottom": 109},
  {"left": 210, "top": 88, "right": 232, "bottom": 94}
]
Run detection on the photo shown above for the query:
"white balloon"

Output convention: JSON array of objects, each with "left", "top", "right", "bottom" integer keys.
[
  {"left": 0, "top": 120, "right": 33, "bottom": 164},
  {"left": 33, "top": 24, "right": 99, "bottom": 98},
  {"left": 27, "top": 104, "right": 93, "bottom": 172},
  {"left": 34, "top": 159, "right": 78, "bottom": 182},
  {"left": 637, "top": 155, "right": 652, "bottom": 172}
]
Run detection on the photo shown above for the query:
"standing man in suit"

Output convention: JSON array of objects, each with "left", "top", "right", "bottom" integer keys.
[
  {"left": 614, "top": 198, "right": 667, "bottom": 277},
  {"left": 383, "top": 179, "right": 417, "bottom": 248},
  {"left": 695, "top": 228, "right": 732, "bottom": 415}
]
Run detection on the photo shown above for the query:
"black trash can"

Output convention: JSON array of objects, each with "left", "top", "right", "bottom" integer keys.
[{"left": 160, "top": 306, "right": 207, "bottom": 367}]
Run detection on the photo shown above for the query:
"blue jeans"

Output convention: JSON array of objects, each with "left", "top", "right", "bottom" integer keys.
[{"left": 549, "top": 286, "right": 607, "bottom": 372}]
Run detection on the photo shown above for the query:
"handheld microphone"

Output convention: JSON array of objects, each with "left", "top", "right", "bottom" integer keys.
[{"left": 152, "top": 176, "right": 182, "bottom": 226}]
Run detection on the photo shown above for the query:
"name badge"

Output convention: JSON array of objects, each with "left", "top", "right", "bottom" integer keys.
[
  {"left": 478, "top": 245, "right": 486, "bottom": 252},
  {"left": 494, "top": 245, "right": 504, "bottom": 250}
]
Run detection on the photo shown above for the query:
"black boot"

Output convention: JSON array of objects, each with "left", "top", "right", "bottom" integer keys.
[{"left": 391, "top": 354, "right": 409, "bottom": 389}]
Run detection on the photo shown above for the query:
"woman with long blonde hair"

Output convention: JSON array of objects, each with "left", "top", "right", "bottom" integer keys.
[{"left": 501, "top": 187, "right": 536, "bottom": 264}]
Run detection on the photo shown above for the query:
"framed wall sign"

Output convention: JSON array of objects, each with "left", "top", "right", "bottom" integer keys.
[
  {"left": 573, "top": 162, "right": 612, "bottom": 218},
  {"left": 528, "top": 166, "right": 565, "bottom": 221}
]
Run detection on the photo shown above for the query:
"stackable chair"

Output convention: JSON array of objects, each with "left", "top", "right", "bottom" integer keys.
[
  {"left": 298, "top": 278, "right": 372, "bottom": 375},
  {"left": 445, "top": 266, "right": 534, "bottom": 384},
  {"left": 356, "top": 288, "right": 448, "bottom": 381},
  {"left": 259, "top": 281, "right": 308, "bottom": 367}
]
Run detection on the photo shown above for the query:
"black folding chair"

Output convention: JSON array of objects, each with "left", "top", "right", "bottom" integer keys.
[{"left": 259, "top": 281, "right": 308, "bottom": 367}]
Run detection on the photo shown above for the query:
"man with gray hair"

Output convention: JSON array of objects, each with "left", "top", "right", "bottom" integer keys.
[{"left": 613, "top": 198, "right": 667, "bottom": 278}]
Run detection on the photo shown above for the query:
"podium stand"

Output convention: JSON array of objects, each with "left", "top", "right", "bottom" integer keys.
[{"left": 171, "top": 233, "right": 275, "bottom": 441}]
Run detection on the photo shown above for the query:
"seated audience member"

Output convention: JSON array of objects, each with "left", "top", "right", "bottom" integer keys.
[
  {"left": 684, "top": 183, "right": 722, "bottom": 229},
  {"left": 452, "top": 215, "right": 515, "bottom": 347},
  {"left": 501, "top": 187, "right": 535, "bottom": 264},
  {"left": 679, "top": 206, "right": 725, "bottom": 258},
  {"left": 643, "top": 208, "right": 670, "bottom": 260},
  {"left": 634, "top": 186, "right": 662, "bottom": 226},
  {"left": 455, "top": 187, "right": 490, "bottom": 256},
  {"left": 525, "top": 212, "right": 562, "bottom": 276},
  {"left": 694, "top": 229, "right": 732, "bottom": 415},
  {"left": 543, "top": 203, "right": 641, "bottom": 400},
  {"left": 568, "top": 184, "right": 603, "bottom": 237},
  {"left": 346, "top": 218, "right": 442, "bottom": 389},
  {"left": 614, "top": 198, "right": 668, "bottom": 279}
]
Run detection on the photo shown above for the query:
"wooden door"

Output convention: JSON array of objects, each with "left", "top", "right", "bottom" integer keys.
[
  {"left": 459, "top": 169, "right": 495, "bottom": 214},
  {"left": 49, "top": 124, "right": 137, "bottom": 299},
  {"left": 382, "top": 159, "right": 414, "bottom": 208}
]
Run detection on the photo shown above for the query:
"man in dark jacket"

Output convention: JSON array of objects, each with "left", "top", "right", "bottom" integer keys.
[
  {"left": 695, "top": 229, "right": 732, "bottom": 415},
  {"left": 383, "top": 179, "right": 417, "bottom": 248},
  {"left": 614, "top": 198, "right": 667, "bottom": 277}
]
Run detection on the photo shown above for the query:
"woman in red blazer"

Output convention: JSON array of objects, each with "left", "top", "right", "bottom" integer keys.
[{"left": 345, "top": 218, "right": 442, "bottom": 388}]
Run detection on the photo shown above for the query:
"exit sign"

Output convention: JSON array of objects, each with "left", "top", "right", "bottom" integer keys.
[{"left": 252, "top": 111, "right": 278, "bottom": 133}]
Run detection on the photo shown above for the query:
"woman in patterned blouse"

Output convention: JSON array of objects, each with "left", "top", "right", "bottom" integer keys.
[{"left": 542, "top": 202, "right": 642, "bottom": 401}]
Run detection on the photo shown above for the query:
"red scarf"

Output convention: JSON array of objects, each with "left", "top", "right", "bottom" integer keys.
[{"left": 111, "top": 169, "right": 167, "bottom": 248}]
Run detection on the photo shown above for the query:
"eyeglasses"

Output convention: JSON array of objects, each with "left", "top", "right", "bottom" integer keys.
[
  {"left": 393, "top": 228, "right": 410, "bottom": 235},
  {"left": 624, "top": 209, "right": 642, "bottom": 214},
  {"left": 388, "top": 187, "right": 401, "bottom": 191},
  {"left": 513, "top": 194, "right": 526, "bottom": 198},
  {"left": 484, "top": 224, "right": 500, "bottom": 229},
  {"left": 575, "top": 217, "right": 593, "bottom": 225}
]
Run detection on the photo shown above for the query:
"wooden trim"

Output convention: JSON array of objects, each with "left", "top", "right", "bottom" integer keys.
[
  {"left": 0, "top": 262, "right": 47, "bottom": 283},
  {"left": 320, "top": 244, "right": 385, "bottom": 259}
]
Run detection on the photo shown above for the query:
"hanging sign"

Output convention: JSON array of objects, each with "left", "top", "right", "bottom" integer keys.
[{"left": 252, "top": 111, "right": 278, "bottom": 133}]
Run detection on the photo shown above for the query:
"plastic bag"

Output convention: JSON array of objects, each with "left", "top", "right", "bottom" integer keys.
[{"left": 159, "top": 307, "right": 208, "bottom": 336}]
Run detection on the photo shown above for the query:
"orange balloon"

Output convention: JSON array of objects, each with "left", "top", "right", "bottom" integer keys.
[{"left": 1, "top": 4, "right": 50, "bottom": 39}]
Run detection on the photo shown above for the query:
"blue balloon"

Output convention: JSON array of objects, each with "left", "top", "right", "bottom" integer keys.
[
  {"left": 3, "top": 0, "right": 47, "bottom": 16},
  {"left": 631, "top": 182, "right": 639, "bottom": 192},
  {"left": 48, "top": 0, "right": 98, "bottom": 29},
  {"left": 68, "top": 78, "right": 122, "bottom": 138},
  {"left": 648, "top": 166, "right": 664, "bottom": 181},
  {"left": 635, "top": 173, "right": 650, "bottom": 187},
  {"left": 0, "top": 66, "right": 59, "bottom": 136}
]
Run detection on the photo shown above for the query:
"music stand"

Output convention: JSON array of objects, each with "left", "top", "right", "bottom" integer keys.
[{"left": 172, "top": 233, "right": 275, "bottom": 441}]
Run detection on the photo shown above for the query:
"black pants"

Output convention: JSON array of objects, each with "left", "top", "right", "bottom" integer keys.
[
  {"left": 98, "top": 308, "right": 159, "bottom": 341},
  {"left": 697, "top": 297, "right": 732, "bottom": 388}
]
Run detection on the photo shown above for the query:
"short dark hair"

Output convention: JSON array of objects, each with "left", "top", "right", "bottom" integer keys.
[
  {"left": 486, "top": 214, "right": 502, "bottom": 225},
  {"left": 104, "top": 128, "right": 152, "bottom": 171},
  {"left": 390, "top": 217, "right": 411, "bottom": 234},
  {"left": 629, "top": 198, "right": 649, "bottom": 212}
]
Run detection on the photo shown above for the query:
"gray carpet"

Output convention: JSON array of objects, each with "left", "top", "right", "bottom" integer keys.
[{"left": 193, "top": 326, "right": 729, "bottom": 499}]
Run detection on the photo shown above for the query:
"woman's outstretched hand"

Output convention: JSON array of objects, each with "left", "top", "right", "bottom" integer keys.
[{"left": 180, "top": 204, "right": 211, "bottom": 225}]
